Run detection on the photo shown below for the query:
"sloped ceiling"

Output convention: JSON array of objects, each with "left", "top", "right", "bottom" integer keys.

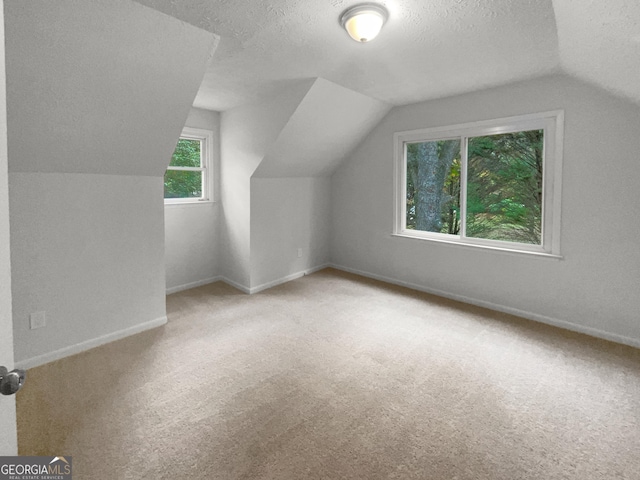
[
  {"left": 134, "top": 0, "right": 560, "bottom": 111},
  {"left": 132, "top": 0, "right": 640, "bottom": 110},
  {"left": 5, "top": 0, "right": 217, "bottom": 176},
  {"left": 552, "top": 0, "right": 640, "bottom": 105},
  {"left": 254, "top": 78, "right": 391, "bottom": 178}
]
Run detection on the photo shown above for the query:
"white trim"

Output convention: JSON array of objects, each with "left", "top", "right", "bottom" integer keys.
[
  {"left": 164, "top": 198, "right": 213, "bottom": 206},
  {"left": 329, "top": 263, "right": 640, "bottom": 350},
  {"left": 15, "top": 265, "right": 328, "bottom": 369},
  {"left": 391, "top": 232, "right": 563, "bottom": 259},
  {"left": 392, "top": 136, "right": 404, "bottom": 235},
  {"left": 15, "top": 316, "right": 168, "bottom": 370},
  {"left": 164, "top": 126, "right": 214, "bottom": 205},
  {"left": 460, "top": 136, "right": 469, "bottom": 238},
  {"left": 550, "top": 110, "right": 564, "bottom": 255},
  {"left": 197, "top": 265, "right": 330, "bottom": 295},
  {"left": 163, "top": 199, "right": 216, "bottom": 209},
  {"left": 219, "top": 277, "right": 251, "bottom": 294},
  {"left": 394, "top": 110, "right": 564, "bottom": 256},
  {"left": 397, "top": 111, "right": 564, "bottom": 140},
  {"left": 166, "top": 276, "right": 223, "bottom": 295},
  {"left": 249, "top": 264, "right": 330, "bottom": 294},
  {"left": 168, "top": 275, "right": 251, "bottom": 295}
]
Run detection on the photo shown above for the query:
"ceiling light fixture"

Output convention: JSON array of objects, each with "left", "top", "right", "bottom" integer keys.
[{"left": 340, "top": 3, "right": 389, "bottom": 43}]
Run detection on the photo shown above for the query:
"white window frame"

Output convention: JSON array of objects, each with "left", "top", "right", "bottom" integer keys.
[
  {"left": 164, "top": 126, "right": 214, "bottom": 205},
  {"left": 393, "top": 111, "right": 564, "bottom": 257}
]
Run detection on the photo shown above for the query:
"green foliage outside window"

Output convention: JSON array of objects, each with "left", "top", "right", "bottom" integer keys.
[
  {"left": 466, "top": 131, "right": 542, "bottom": 244},
  {"left": 164, "top": 139, "right": 203, "bottom": 199},
  {"left": 405, "top": 130, "right": 543, "bottom": 245}
]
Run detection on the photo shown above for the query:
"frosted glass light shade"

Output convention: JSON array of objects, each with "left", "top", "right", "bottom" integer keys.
[{"left": 340, "top": 4, "right": 388, "bottom": 43}]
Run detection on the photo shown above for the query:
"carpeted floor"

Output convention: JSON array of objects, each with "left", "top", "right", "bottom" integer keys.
[{"left": 16, "top": 268, "right": 640, "bottom": 479}]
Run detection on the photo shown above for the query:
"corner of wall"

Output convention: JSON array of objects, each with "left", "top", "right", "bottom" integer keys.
[{"left": 6, "top": 0, "right": 219, "bottom": 364}]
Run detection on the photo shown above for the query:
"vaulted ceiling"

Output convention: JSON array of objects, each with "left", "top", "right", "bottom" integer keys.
[{"left": 133, "top": 0, "right": 640, "bottom": 111}]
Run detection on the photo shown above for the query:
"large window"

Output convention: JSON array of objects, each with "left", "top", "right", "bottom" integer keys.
[
  {"left": 394, "top": 111, "right": 563, "bottom": 256},
  {"left": 164, "top": 127, "right": 213, "bottom": 205}
]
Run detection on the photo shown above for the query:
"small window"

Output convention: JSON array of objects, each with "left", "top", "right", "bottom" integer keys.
[
  {"left": 394, "top": 111, "right": 563, "bottom": 256},
  {"left": 164, "top": 127, "right": 213, "bottom": 204}
]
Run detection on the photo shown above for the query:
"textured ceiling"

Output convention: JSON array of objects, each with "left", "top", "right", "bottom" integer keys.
[
  {"left": 553, "top": 0, "right": 640, "bottom": 105},
  {"left": 133, "top": 0, "right": 640, "bottom": 111}
]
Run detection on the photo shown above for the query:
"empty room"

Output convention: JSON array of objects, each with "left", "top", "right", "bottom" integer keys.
[{"left": 1, "top": 0, "right": 639, "bottom": 479}]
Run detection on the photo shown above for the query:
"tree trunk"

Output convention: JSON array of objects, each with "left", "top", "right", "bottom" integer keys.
[{"left": 415, "top": 140, "right": 459, "bottom": 232}]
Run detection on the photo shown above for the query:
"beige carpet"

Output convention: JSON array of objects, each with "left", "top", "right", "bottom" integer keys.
[{"left": 17, "top": 268, "right": 640, "bottom": 479}]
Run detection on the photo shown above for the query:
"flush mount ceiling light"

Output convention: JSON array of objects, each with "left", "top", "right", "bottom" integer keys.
[{"left": 340, "top": 3, "right": 389, "bottom": 43}]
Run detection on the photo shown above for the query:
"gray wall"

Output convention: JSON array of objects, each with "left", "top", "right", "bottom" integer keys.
[
  {"left": 10, "top": 173, "right": 167, "bottom": 364},
  {"left": 165, "top": 108, "right": 221, "bottom": 293},
  {"left": 221, "top": 78, "right": 388, "bottom": 292},
  {"left": 250, "top": 177, "right": 331, "bottom": 291},
  {"left": 331, "top": 74, "right": 640, "bottom": 347},
  {"left": 6, "top": 0, "right": 216, "bottom": 367},
  {"left": 219, "top": 81, "right": 313, "bottom": 289}
]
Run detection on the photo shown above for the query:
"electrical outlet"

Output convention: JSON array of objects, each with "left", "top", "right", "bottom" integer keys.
[
  {"left": 30, "top": 311, "right": 46, "bottom": 330},
  {"left": 297, "top": 248, "right": 303, "bottom": 258}
]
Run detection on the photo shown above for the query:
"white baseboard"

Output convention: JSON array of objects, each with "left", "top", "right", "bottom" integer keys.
[
  {"left": 248, "top": 264, "right": 330, "bottom": 294},
  {"left": 329, "top": 263, "right": 640, "bottom": 350},
  {"left": 213, "top": 265, "right": 329, "bottom": 295},
  {"left": 166, "top": 275, "right": 251, "bottom": 295},
  {"left": 166, "top": 276, "right": 223, "bottom": 295},
  {"left": 219, "top": 276, "right": 251, "bottom": 294},
  {"left": 18, "top": 264, "right": 636, "bottom": 370},
  {"left": 16, "top": 316, "right": 168, "bottom": 370}
]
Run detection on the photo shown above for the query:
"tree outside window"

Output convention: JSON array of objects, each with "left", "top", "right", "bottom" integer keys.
[
  {"left": 164, "top": 127, "right": 213, "bottom": 205},
  {"left": 395, "top": 112, "right": 563, "bottom": 255}
]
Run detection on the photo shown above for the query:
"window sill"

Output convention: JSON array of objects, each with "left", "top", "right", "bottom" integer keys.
[
  {"left": 164, "top": 199, "right": 216, "bottom": 208},
  {"left": 391, "top": 232, "right": 563, "bottom": 260}
]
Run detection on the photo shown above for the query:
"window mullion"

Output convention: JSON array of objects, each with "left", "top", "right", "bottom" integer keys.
[
  {"left": 393, "top": 110, "right": 562, "bottom": 255},
  {"left": 400, "top": 142, "right": 408, "bottom": 231},
  {"left": 165, "top": 127, "right": 214, "bottom": 205},
  {"left": 460, "top": 135, "right": 469, "bottom": 239}
]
